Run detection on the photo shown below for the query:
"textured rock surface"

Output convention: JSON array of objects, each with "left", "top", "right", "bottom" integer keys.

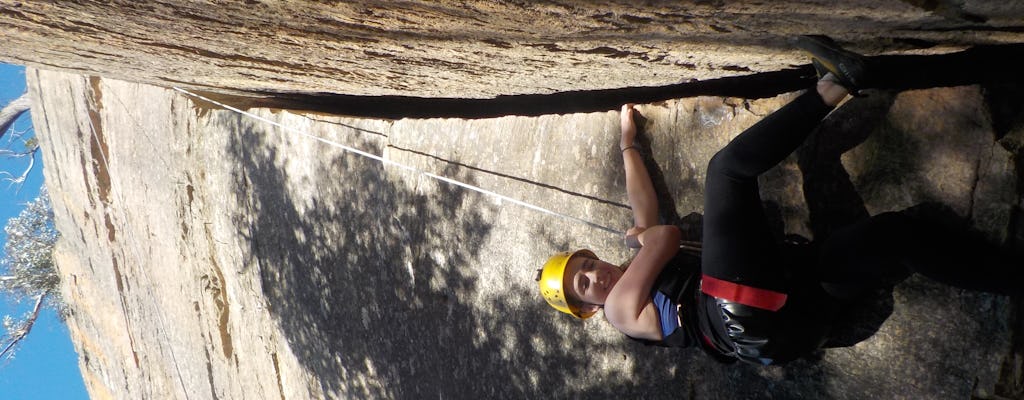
[
  {"left": 2, "top": 1, "right": 1023, "bottom": 99},
  {"left": 30, "top": 68, "right": 1023, "bottom": 399}
]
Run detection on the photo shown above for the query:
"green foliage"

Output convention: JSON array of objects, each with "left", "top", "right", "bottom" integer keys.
[
  {"left": 1, "top": 189, "right": 63, "bottom": 314},
  {"left": 22, "top": 137, "right": 37, "bottom": 151}
]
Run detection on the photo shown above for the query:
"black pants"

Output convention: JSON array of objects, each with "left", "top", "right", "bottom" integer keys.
[
  {"left": 702, "top": 90, "right": 832, "bottom": 292},
  {"left": 700, "top": 90, "right": 1021, "bottom": 365}
]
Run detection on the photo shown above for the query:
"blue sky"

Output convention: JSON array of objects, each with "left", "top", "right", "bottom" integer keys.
[{"left": 0, "top": 63, "right": 88, "bottom": 399}]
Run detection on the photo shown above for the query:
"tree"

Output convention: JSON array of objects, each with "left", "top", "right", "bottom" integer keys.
[
  {"left": 0, "top": 92, "right": 59, "bottom": 362},
  {"left": 0, "top": 188, "right": 61, "bottom": 362}
]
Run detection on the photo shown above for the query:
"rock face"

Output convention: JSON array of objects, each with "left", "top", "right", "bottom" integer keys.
[
  {"left": 2, "top": 1, "right": 1024, "bottom": 99},
  {"left": 30, "top": 67, "right": 1023, "bottom": 399}
]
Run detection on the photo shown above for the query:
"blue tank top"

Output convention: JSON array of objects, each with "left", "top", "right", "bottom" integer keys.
[{"left": 652, "top": 291, "right": 680, "bottom": 338}]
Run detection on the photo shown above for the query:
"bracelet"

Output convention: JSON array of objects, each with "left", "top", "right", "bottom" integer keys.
[
  {"left": 624, "top": 234, "right": 642, "bottom": 249},
  {"left": 620, "top": 145, "right": 640, "bottom": 154}
]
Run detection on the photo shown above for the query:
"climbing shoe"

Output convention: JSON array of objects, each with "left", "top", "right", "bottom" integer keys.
[{"left": 793, "top": 35, "right": 871, "bottom": 95}]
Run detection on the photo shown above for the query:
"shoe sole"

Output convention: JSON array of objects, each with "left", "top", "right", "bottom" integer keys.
[{"left": 793, "top": 36, "right": 867, "bottom": 90}]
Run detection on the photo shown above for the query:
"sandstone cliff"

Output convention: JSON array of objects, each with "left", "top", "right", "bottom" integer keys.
[
  {"left": 6, "top": 1, "right": 1023, "bottom": 398},
  {"left": 2, "top": 1, "right": 1023, "bottom": 100},
  {"left": 29, "top": 67, "right": 1023, "bottom": 399}
]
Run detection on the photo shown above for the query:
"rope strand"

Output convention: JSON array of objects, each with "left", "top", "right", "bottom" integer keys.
[
  {"left": 171, "top": 87, "right": 621, "bottom": 235},
  {"left": 171, "top": 87, "right": 704, "bottom": 254}
]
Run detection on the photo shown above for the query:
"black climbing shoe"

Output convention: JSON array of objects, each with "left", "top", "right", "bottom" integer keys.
[{"left": 793, "top": 35, "right": 871, "bottom": 96}]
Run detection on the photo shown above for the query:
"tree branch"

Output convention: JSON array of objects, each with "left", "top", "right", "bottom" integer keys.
[
  {"left": 0, "top": 292, "right": 48, "bottom": 360},
  {"left": 0, "top": 92, "right": 31, "bottom": 140},
  {"left": 1, "top": 153, "right": 37, "bottom": 193},
  {"left": 0, "top": 149, "right": 35, "bottom": 157}
]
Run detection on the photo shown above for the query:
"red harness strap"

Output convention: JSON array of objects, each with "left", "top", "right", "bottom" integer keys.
[{"left": 700, "top": 274, "right": 788, "bottom": 311}]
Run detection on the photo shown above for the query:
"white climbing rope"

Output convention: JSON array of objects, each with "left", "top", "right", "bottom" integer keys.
[
  {"left": 171, "top": 87, "right": 623, "bottom": 235},
  {"left": 171, "top": 87, "right": 705, "bottom": 254}
]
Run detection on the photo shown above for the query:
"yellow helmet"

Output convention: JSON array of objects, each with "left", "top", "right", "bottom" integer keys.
[{"left": 536, "top": 249, "right": 598, "bottom": 319}]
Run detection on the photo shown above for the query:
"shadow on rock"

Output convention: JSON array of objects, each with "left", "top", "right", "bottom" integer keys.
[
  {"left": 208, "top": 80, "right": 1022, "bottom": 398},
  {"left": 215, "top": 112, "right": 678, "bottom": 398},
  {"left": 214, "top": 109, "right": 834, "bottom": 399},
  {"left": 796, "top": 90, "right": 1020, "bottom": 393},
  {"left": 798, "top": 91, "right": 899, "bottom": 237}
]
